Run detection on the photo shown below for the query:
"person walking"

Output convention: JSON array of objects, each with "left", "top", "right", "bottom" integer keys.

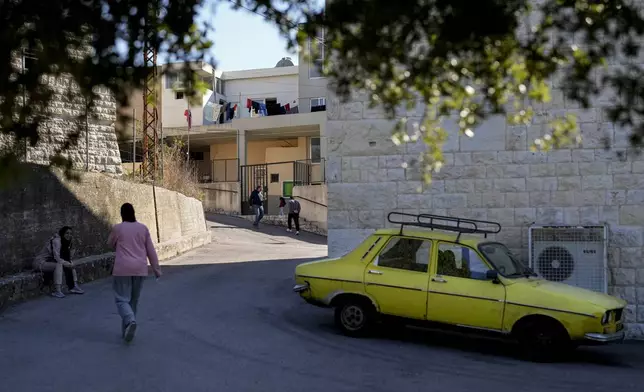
[
  {"left": 279, "top": 196, "right": 286, "bottom": 217},
  {"left": 33, "top": 226, "right": 85, "bottom": 298},
  {"left": 287, "top": 196, "right": 301, "bottom": 235},
  {"left": 107, "top": 203, "right": 162, "bottom": 343},
  {"left": 250, "top": 185, "right": 265, "bottom": 227}
]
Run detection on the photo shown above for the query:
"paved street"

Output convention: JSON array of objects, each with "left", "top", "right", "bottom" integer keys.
[{"left": 1, "top": 215, "right": 643, "bottom": 392}]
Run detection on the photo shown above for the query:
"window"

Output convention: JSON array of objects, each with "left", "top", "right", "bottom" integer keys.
[
  {"left": 266, "top": 98, "right": 278, "bottom": 106},
  {"left": 189, "top": 151, "right": 204, "bottom": 161},
  {"left": 376, "top": 237, "right": 431, "bottom": 273},
  {"left": 166, "top": 72, "right": 179, "bottom": 89},
  {"left": 310, "top": 97, "right": 326, "bottom": 108},
  {"left": 310, "top": 137, "right": 321, "bottom": 163},
  {"left": 270, "top": 173, "right": 279, "bottom": 183},
  {"left": 309, "top": 28, "right": 325, "bottom": 78},
  {"left": 175, "top": 91, "right": 184, "bottom": 100},
  {"left": 437, "top": 243, "right": 490, "bottom": 280},
  {"left": 215, "top": 77, "right": 225, "bottom": 95},
  {"left": 479, "top": 243, "right": 531, "bottom": 277}
]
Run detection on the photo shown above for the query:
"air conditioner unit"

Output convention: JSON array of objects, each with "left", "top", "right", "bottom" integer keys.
[{"left": 528, "top": 225, "right": 608, "bottom": 293}]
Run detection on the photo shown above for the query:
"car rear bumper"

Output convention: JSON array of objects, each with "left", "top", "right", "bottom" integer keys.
[{"left": 584, "top": 330, "right": 626, "bottom": 344}]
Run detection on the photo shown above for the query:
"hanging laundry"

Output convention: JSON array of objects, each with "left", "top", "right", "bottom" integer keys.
[
  {"left": 246, "top": 98, "right": 252, "bottom": 109},
  {"left": 259, "top": 103, "right": 268, "bottom": 116},
  {"left": 279, "top": 105, "right": 286, "bottom": 115},
  {"left": 285, "top": 103, "right": 290, "bottom": 111}
]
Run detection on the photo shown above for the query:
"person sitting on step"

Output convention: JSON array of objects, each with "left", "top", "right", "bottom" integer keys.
[{"left": 33, "top": 226, "right": 85, "bottom": 298}]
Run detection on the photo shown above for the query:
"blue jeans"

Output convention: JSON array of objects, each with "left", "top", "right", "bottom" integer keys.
[
  {"left": 113, "top": 276, "right": 145, "bottom": 334},
  {"left": 253, "top": 205, "right": 264, "bottom": 225}
]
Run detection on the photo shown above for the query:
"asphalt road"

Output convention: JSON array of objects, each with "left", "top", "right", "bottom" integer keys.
[{"left": 1, "top": 215, "right": 643, "bottom": 392}]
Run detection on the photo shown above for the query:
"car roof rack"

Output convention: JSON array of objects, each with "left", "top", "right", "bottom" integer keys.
[{"left": 387, "top": 212, "right": 502, "bottom": 242}]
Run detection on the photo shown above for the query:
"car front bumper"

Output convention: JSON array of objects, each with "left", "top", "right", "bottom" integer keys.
[
  {"left": 293, "top": 283, "right": 310, "bottom": 293},
  {"left": 584, "top": 330, "right": 626, "bottom": 344}
]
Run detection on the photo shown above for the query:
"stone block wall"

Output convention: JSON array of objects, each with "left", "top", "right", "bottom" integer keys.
[
  {"left": 26, "top": 76, "right": 123, "bottom": 174},
  {"left": 326, "top": 90, "right": 644, "bottom": 338},
  {"left": 2, "top": 55, "right": 122, "bottom": 174}
]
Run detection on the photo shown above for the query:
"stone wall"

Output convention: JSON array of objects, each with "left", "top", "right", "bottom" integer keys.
[
  {"left": 326, "top": 93, "right": 644, "bottom": 338},
  {"left": 0, "top": 164, "right": 210, "bottom": 277},
  {"left": 2, "top": 59, "right": 123, "bottom": 174}
]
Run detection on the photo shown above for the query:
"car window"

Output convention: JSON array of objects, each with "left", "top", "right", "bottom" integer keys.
[
  {"left": 478, "top": 242, "right": 530, "bottom": 277},
  {"left": 376, "top": 237, "right": 431, "bottom": 273},
  {"left": 437, "top": 243, "right": 489, "bottom": 280}
]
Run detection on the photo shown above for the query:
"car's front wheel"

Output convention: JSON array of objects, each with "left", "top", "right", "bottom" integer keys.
[
  {"left": 334, "top": 298, "right": 375, "bottom": 337},
  {"left": 515, "top": 318, "right": 572, "bottom": 362}
]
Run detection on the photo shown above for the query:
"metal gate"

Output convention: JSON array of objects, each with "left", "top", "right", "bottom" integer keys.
[
  {"left": 293, "top": 160, "right": 311, "bottom": 185},
  {"left": 240, "top": 163, "right": 268, "bottom": 215}
]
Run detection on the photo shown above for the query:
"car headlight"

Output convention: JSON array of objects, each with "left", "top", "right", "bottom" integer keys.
[{"left": 601, "top": 311, "right": 610, "bottom": 325}]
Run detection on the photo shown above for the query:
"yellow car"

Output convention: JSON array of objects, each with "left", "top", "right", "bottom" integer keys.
[{"left": 293, "top": 212, "right": 627, "bottom": 359}]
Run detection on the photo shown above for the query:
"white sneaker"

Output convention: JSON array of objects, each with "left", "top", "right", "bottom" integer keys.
[
  {"left": 286, "top": 229, "right": 291, "bottom": 232},
  {"left": 70, "top": 285, "right": 84, "bottom": 294},
  {"left": 296, "top": 231, "right": 300, "bottom": 236},
  {"left": 51, "top": 291, "right": 65, "bottom": 298}
]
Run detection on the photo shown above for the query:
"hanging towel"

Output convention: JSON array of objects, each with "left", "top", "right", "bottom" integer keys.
[
  {"left": 258, "top": 103, "right": 267, "bottom": 116},
  {"left": 246, "top": 99, "right": 252, "bottom": 109},
  {"left": 285, "top": 103, "right": 290, "bottom": 111}
]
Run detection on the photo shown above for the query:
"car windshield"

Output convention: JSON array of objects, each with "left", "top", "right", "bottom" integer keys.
[{"left": 478, "top": 242, "right": 537, "bottom": 278}]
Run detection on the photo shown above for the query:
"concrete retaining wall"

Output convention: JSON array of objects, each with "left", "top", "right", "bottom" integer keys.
[
  {"left": 0, "top": 165, "right": 212, "bottom": 309},
  {"left": 201, "top": 182, "right": 240, "bottom": 215},
  {"left": 0, "top": 165, "right": 211, "bottom": 276},
  {"left": 293, "top": 184, "right": 327, "bottom": 232}
]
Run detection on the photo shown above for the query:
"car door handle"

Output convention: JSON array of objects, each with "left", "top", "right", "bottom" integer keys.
[
  {"left": 368, "top": 270, "right": 383, "bottom": 275},
  {"left": 432, "top": 276, "right": 447, "bottom": 283}
]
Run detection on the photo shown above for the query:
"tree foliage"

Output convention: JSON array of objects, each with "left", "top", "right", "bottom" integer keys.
[
  {"left": 0, "top": 0, "right": 212, "bottom": 179},
  {"left": 3, "top": 0, "right": 644, "bottom": 184},
  {"left": 293, "top": 0, "right": 644, "bottom": 183}
]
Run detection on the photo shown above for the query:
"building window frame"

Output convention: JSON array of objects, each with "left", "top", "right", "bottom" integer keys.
[
  {"left": 308, "top": 28, "right": 326, "bottom": 79},
  {"left": 310, "top": 97, "right": 326, "bottom": 111},
  {"left": 310, "top": 137, "right": 321, "bottom": 164}
]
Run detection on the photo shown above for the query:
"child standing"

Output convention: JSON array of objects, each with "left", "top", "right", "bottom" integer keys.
[{"left": 279, "top": 197, "right": 286, "bottom": 216}]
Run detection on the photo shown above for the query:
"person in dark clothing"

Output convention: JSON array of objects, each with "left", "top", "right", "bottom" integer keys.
[
  {"left": 33, "top": 226, "right": 84, "bottom": 298},
  {"left": 250, "top": 185, "right": 265, "bottom": 226},
  {"left": 287, "top": 196, "right": 301, "bottom": 235}
]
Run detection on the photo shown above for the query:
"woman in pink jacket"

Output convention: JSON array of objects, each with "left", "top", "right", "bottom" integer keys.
[{"left": 108, "top": 203, "right": 162, "bottom": 343}]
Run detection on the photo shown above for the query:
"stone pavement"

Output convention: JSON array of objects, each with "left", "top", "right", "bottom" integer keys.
[{"left": 1, "top": 215, "right": 643, "bottom": 392}]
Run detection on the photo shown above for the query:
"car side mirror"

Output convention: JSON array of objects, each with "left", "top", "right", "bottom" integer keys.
[{"left": 486, "top": 270, "right": 499, "bottom": 283}]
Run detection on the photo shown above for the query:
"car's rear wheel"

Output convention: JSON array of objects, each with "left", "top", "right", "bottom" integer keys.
[
  {"left": 334, "top": 298, "right": 375, "bottom": 337},
  {"left": 515, "top": 318, "right": 572, "bottom": 362}
]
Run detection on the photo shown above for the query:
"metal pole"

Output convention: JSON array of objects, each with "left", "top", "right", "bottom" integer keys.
[
  {"left": 132, "top": 108, "right": 136, "bottom": 176},
  {"left": 160, "top": 122, "right": 164, "bottom": 181},
  {"left": 186, "top": 99, "right": 190, "bottom": 163},
  {"left": 85, "top": 96, "right": 90, "bottom": 171}
]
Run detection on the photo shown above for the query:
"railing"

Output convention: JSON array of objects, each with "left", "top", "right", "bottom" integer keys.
[
  {"left": 214, "top": 97, "right": 326, "bottom": 123},
  {"left": 200, "top": 159, "right": 238, "bottom": 183},
  {"left": 295, "top": 158, "right": 326, "bottom": 184},
  {"left": 295, "top": 195, "right": 327, "bottom": 208}
]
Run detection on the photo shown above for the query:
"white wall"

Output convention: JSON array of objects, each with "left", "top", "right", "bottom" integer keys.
[
  {"left": 161, "top": 85, "right": 214, "bottom": 128},
  {"left": 224, "top": 74, "right": 298, "bottom": 119}
]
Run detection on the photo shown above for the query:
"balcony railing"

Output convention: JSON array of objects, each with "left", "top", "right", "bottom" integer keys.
[{"left": 210, "top": 97, "right": 326, "bottom": 124}]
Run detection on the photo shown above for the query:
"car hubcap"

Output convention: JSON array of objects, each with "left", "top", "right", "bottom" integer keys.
[{"left": 341, "top": 305, "right": 364, "bottom": 331}]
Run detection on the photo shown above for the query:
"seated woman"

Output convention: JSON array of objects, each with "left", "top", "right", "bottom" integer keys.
[{"left": 32, "top": 226, "right": 85, "bottom": 298}]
